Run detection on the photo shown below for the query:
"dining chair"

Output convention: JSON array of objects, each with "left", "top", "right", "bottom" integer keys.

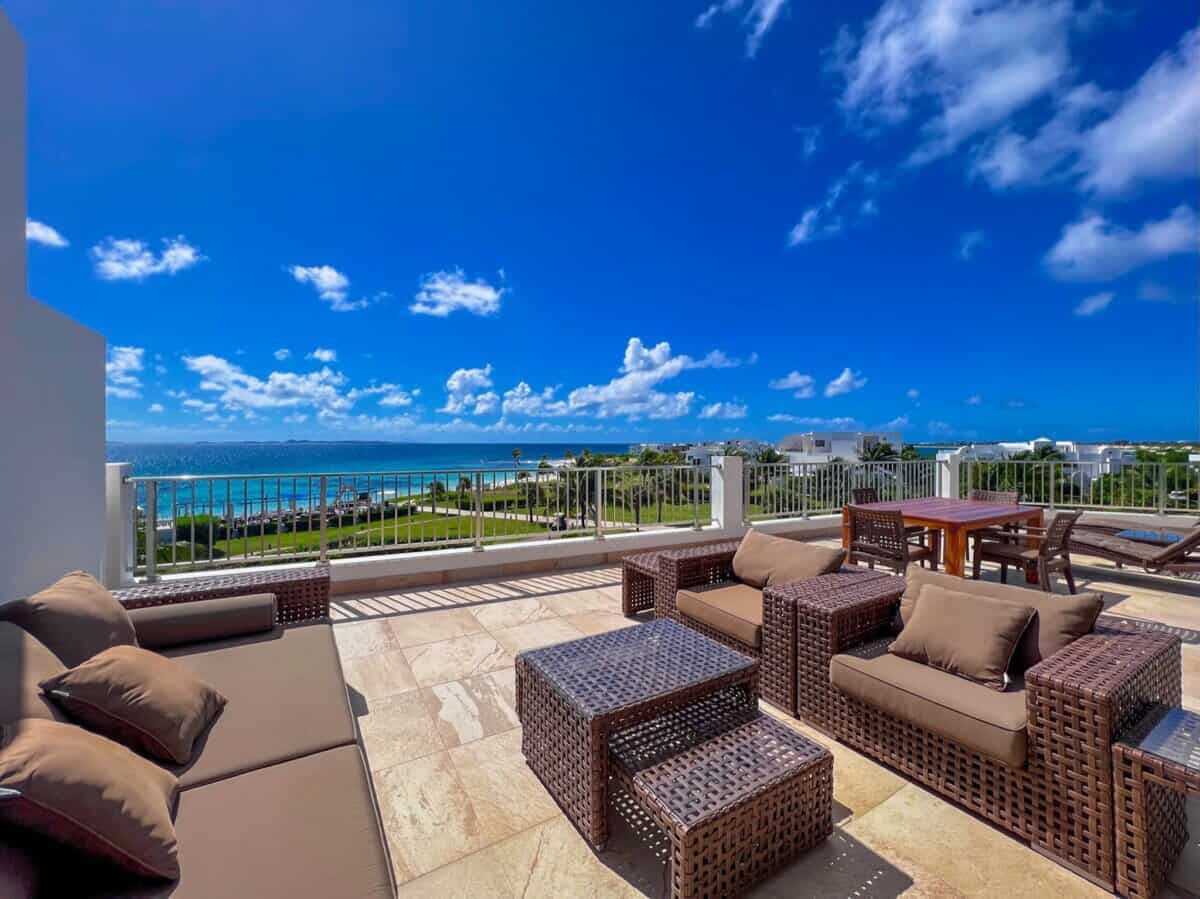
[
  {"left": 971, "top": 510, "right": 1082, "bottom": 594},
  {"left": 846, "top": 505, "right": 938, "bottom": 575}
]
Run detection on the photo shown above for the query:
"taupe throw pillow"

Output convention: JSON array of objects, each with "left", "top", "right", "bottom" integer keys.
[
  {"left": 0, "top": 623, "right": 67, "bottom": 725},
  {"left": 2, "top": 572, "right": 137, "bottom": 667},
  {"left": 890, "top": 584, "right": 1034, "bottom": 690},
  {"left": 0, "top": 718, "right": 179, "bottom": 880},
  {"left": 41, "top": 645, "right": 226, "bottom": 765},
  {"left": 732, "top": 529, "right": 844, "bottom": 588}
]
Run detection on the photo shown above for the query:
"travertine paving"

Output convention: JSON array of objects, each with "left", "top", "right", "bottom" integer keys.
[{"left": 329, "top": 543, "right": 1200, "bottom": 898}]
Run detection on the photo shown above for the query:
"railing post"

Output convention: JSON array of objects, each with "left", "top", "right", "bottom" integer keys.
[
  {"left": 801, "top": 463, "right": 809, "bottom": 519},
  {"left": 1048, "top": 462, "right": 1056, "bottom": 512},
  {"left": 692, "top": 467, "right": 702, "bottom": 531},
  {"left": 712, "top": 456, "right": 743, "bottom": 534},
  {"left": 473, "top": 472, "right": 485, "bottom": 551},
  {"left": 318, "top": 475, "right": 329, "bottom": 564},
  {"left": 103, "top": 463, "right": 135, "bottom": 588},
  {"left": 1158, "top": 463, "right": 1168, "bottom": 515},
  {"left": 592, "top": 468, "right": 604, "bottom": 540},
  {"left": 144, "top": 480, "right": 159, "bottom": 582}
]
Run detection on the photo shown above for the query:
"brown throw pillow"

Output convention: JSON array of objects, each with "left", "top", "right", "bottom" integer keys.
[
  {"left": 1, "top": 572, "right": 137, "bottom": 667},
  {"left": 732, "top": 529, "right": 843, "bottom": 588},
  {"left": 731, "top": 529, "right": 780, "bottom": 587},
  {"left": 765, "top": 543, "right": 846, "bottom": 586},
  {"left": 0, "top": 623, "right": 67, "bottom": 724},
  {"left": 890, "top": 584, "right": 1034, "bottom": 690},
  {"left": 0, "top": 718, "right": 179, "bottom": 880},
  {"left": 41, "top": 645, "right": 226, "bottom": 765}
]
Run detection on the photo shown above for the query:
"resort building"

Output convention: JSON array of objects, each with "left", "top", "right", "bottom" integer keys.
[{"left": 778, "top": 430, "right": 904, "bottom": 463}]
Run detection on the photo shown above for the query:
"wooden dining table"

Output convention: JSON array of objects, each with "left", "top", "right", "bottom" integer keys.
[{"left": 841, "top": 497, "right": 1044, "bottom": 579}]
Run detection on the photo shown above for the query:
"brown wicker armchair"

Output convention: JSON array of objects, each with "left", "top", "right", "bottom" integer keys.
[
  {"left": 972, "top": 510, "right": 1081, "bottom": 593},
  {"left": 845, "top": 505, "right": 938, "bottom": 574},
  {"left": 778, "top": 576, "right": 1182, "bottom": 890}
]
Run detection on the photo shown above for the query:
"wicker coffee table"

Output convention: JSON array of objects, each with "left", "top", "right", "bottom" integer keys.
[
  {"left": 1113, "top": 705, "right": 1198, "bottom": 899},
  {"left": 611, "top": 694, "right": 833, "bottom": 899},
  {"left": 515, "top": 619, "right": 758, "bottom": 849}
]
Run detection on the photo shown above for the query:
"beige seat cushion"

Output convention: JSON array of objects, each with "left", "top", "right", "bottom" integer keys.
[
  {"left": 1, "top": 572, "right": 137, "bottom": 668},
  {"left": 732, "top": 529, "right": 844, "bottom": 588},
  {"left": 0, "top": 623, "right": 67, "bottom": 724},
  {"left": 676, "top": 583, "right": 763, "bottom": 648},
  {"left": 42, "top": 745, "right": 394, "bottom": 899},
  {"left": 161, "top": 623, "right": 356, "bottom": 789},
  {"left": 901, "top": 566, "right": 1103, "bottom": 673},
  {"left": 890, "top": 584, "right": 1033, "bottom": 689},
  {"left": 831, "top": 648, "right": 1028, "bottom": 767}
]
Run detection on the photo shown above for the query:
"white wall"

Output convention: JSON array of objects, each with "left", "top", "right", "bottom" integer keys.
[{"left": 0, "top": 13, "right": 107, "bottom": 602}]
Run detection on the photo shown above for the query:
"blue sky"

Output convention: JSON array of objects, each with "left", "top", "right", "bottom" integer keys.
[{"left": 10, "top": 0, "right": 1198, "bottom": 444}]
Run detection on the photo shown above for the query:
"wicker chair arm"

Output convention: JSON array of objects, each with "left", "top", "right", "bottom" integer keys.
[{"left": 653, "top": 546, "right": 738, "bottom": 620}]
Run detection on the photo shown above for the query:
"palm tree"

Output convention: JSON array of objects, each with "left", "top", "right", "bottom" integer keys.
[
  {"left": 756, "top": 447, "right": 784, "bottom": 464},
  {"left": 511, "top": 447, "right": 523, "bottom": 470},
  {"left": 860, "top": 442, "right": 900, "bottom": 462}
]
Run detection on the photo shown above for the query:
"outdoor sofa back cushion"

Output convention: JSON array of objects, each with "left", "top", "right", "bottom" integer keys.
[
  {"left": 0, "top": 623, "right": 67, "bottom": 725},
  {"left": 0, "top": 572, "right": 137, "bottom": 668},
  {"left": 732, "top": 529, "right": 844, "bottom": 588},
  {"left": 41, "top": 645, "right": 227, "bottom": 765},
  {"left": 890, "top": 584, "right": 1034, "bottom": 690},
  {"left": 127, "top": 593, "right": 277, "bottom": 650},
  {"left": 0, "top": 718, "right": 179, "bottom": 880},
  {"left": 901, "top": 566, "right": 1103, "bottom": 673}
]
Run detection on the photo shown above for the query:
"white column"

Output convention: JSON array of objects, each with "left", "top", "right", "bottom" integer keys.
[
  {"left": 936, "top": 448, "right": 965, "bottom": 500},
  {"left": 102, "top": 463, "right": 135, "bottom": 587},
  {"left": 711, "top": 455, "right": 746, "bottom": 535}
]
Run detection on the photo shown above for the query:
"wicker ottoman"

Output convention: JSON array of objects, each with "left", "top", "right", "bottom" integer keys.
[
  {"left": 622, "top": 551, "right": 663, "bottom": 617},
  {"left": 611, "top": 701, "right": 833, "bottom": 899}
]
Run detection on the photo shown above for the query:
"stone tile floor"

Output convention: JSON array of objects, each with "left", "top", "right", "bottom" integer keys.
[{"left": 328, "top": 541, "right": 1200, "bottom": 898}]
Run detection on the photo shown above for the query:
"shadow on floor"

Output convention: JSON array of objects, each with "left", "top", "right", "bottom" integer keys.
[
  {"left": 329, "top": 566, "right": 623, "bottom": 622},
  {"left": 598, "top": 784, "right": 903, "bottom": 899}
]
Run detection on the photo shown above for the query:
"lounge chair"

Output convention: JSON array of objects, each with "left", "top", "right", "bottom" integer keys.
[{"left": 1069, "top": 525, "right": 1200, "bottom": 575}]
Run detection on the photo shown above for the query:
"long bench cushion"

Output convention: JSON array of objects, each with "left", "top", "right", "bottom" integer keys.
[
  {"left": 900, "top": 565, "right": 1102, "bottom": 673},
  {"left": 677, "top": 583, "right": 763, "bottom": 648},
  {"left": 127, "top": 594, "right": 277, "bottom": 650},
  {"left": 162, "top": 623, "right": 356, "bottom": 789},
  {"left": 41, "top": 745, "right": 394, "bottom": 899},
  {"left": 831, "top": 649, "right": 1028, "bottom": 767},
  {"left": 0, "top": 623, "right": 66, "bottom": 724}
]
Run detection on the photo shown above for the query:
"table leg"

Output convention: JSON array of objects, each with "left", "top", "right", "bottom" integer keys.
[
  {"left": 1024, "top": 510, "right": 1044, "bottom": 584},
  {"left": 943, "top": 526, "right": 967, "bottom": 577},
  {"left": 841, "top": 507, "right": 850, "bottom": 549}
]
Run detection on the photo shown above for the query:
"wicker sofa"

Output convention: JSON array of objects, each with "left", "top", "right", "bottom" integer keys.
[
  {"left": 0, "top": 575, "right": 395, "bottom": 898},
  {"left": 780, "top": 564, "right": 1181, "bottom": 890}
]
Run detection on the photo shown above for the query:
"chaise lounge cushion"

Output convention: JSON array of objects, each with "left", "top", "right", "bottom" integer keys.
[
  {"left": 1, "top": 572, "right": 137, "bottom": 668},
  {"left": 732, "top": 529, "right": 844, "bottom": 588},
  {"left": 160, "top": 622, "right": 356, "bottom": 789},
  {"left": 676, "top": 583, "right": 763, "bottom": 648},
  {"left": 0, "top": 624, "right": 67, "bottom": 724},
  {"left": 890, "top": 585, "right": 1033, "bottom": 689},
  {"left": 831, "top": 646, "right": 1029, "bottom": 767},
  {"left": 127, "top": 594, "right": 277, "bottom": 650},
  {"left": 43, "top": 745, "right": 394, "bottom": 899},
  {"left": 900, "top": 566, "right": 1103, "bottom": 673}
]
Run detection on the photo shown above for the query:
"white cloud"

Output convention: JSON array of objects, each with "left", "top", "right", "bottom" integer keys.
[
  {"left": 147, "top": 403, "right": 164, "bottom": 414},
  {"left": 767, "top": 414, "right": 861, "bottom": 429},
  {"left": 1044, "top": 206, "right": 1199, "bottom": 281},
  {"left": 881, "top": 415, "right": 909, "bottom": 429},
  {"left": 694, "top": 0, "right": 788, "bottom": 57},
  {"left": 965, "top": 394, "right": 983, "bottom": 405},
  {"left": 958, "top": 230, "right": 987, "bottom": 260},
  {"left": 769, "top": 371, "right": 816, "bottom": 398},
  {"left": 906, "top": 388, "right": 920, "bottom": 400},
  {"left": 92, "top": 237, "right": 203, "bottom": 281},
  {"left": 26, "top": 219, "right": 68, "bottom": 248},
  {"left": 183, "top": 397, "right": 218, "bottom": 414},
  {"left": 379, "top": 390, "right": 416, "bottom": 408},
  {"left": 105, "top": 346, "right": 144, "bottom": 399},
  {"left": 831, "top": 0, "right": 1076, "bottom": 163},
  {"left": 288, "top": 264, "right": 375, "bottom": 312},
  {"left": 283, "top": 414, "right": 309, "bottom": 425},
  {"left": 1077, "top": 29, "right": 1200, "bottom": 194},
  {"left": 824, "top": 367, "right": 867, "bottom": 397},
  {"left": 1074, "top": 291, "right": 1114, "bottom": 316},
  {"left": 182, "top": 354, "right": 352, "bottom": 416},
  {"left": 411, "top": 269, "right": 504, "bottom": 317},
  {"left": 699, "top": 401, "right": 748, "bottom": 419},
  {"left": 307, "top": 347, "right": 338, "bottom": 363},
  {"left": 273, "top": 348, "right": 291, "bottom": 361},
  {"left": 441, "top": 364, "right": 498, "bottom": 415},
  {"left": 788, "top": 162, "right": 881, "bottom": 245}
]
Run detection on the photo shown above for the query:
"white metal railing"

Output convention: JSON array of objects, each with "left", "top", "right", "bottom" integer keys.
[
  {"left": 743, "top": 460, "right": 939, "bottom": 522},
  {"left": 960, "top": 459, "right": 1199, "bottom": 514},
  {"left": 126, "top": 464, "right": 713, "bottom": 578}
]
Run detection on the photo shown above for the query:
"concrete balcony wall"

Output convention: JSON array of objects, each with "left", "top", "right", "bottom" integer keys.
[{"left": 0, "top": 14, "right": 107, "bottom": 602}]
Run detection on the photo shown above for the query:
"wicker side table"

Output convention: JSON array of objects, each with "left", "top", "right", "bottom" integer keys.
[
  {"left": 1113, "top": 706, "right": 1198, "bottom": 899},
  {"left": 611, "top": 697, "right": 833, "bottom": 899},
  {"left": 622, "top": 551, "right": 663, "bottom": 617}
]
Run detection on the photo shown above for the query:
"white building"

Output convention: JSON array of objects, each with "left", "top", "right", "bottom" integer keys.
[
  {"left": 961, "top": 438, "right": 1135, "bottom": 475},
  {"left": 777, "top": 431, "right": 904, "bottom": 464}
]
